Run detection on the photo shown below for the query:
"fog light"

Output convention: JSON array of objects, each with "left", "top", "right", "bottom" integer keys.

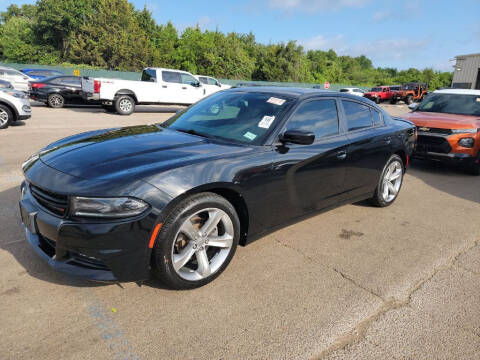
[
  {"left": 458, "top": 138, "right": 475, "bottom": 148},
  {"left": 22, "top": 105, "right": 31, "bottom": 112}
]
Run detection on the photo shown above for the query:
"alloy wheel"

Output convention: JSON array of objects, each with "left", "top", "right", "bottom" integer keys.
[
  {"left": 50, "top": 95, "right": 64, "bottom": 107},
  {"left": 0, "top": 108, "right": 9, "bottom": 126},
  {"left": 171, "top": 208, "right": 234, "bottom": 281},
  {"left": 119, "top": 99, "right": 132, "bottom": 113},
  {"left": 381, "top": 160, "right": 403, "bottom": 202}
]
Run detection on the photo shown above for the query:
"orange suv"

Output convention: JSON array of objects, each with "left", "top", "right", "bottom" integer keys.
[{"left": 403, "top": 89, "right": 480, "bottom": 175}]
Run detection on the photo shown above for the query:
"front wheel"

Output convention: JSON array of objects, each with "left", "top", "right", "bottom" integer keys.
[
  {"left": 370, "top": 154, "right": 404, "bottom": 207},
  {"left": 152, "top": 193, "right": 240, "bottom": 289},
  {"left": 405, "top": 96, "right": 413, "bottom": 105},
  {"left": 47, "top": 93, "right": 65, "bottom": 108},
  {"left": 0, "top": 104, "right": 13, "bottom": 129},
  {"left": 114, "top": 95, "right": 135, "bottom": 115}
]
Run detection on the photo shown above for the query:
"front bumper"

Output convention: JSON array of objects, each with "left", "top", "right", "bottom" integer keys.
[
  {"left": 19, "top": 182, "right": 155, "bottom": 282},
  {"left": 412, "top": 150, "right": 477, "bottom": 165}
]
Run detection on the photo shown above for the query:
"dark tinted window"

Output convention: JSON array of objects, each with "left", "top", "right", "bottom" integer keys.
[
  {"left": 417, "top": 93, "right": 480, "bottom": 116},
  {"left": 62, "top": 77, "right": 81, "bottom": 85},
  {"left": 371, "top": 108, "right": 382, "bottom": 126},
  {"left": 141, "top": 69, "right": 157, "bottom": 82},
  {"left": 339, "top": 89, "right": 349, "bottom": 92},
  {"left": 343, "top": 101, "right": 373, "bottom": 131},
  {"left": 286, "top": 100, "right": 339, "bottom": 139},
  {"left": 49, "top": 77, "right": 64, "bottom": 85},
  {"left": 162, "top": 71, "right": 182, "bottom": 83}
]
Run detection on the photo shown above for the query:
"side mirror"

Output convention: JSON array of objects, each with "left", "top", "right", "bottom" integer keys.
[
  {"left": 216, "top": 82, "right": 221, "bottom": 87},
  {"left": 408, "top": 103, "right": 419, "bottom": 110},
  {"left": 192, "top": 81, "right": 201, "bottom": 87},
  {"left": 280, "top": 130, "right": 315, "bottom": 145}
]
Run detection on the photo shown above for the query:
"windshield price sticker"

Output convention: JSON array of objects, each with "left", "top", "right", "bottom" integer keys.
[
  {"left": 258, "top": 115, "right": 275, "bottom": 129},
  {"left": 267, "top": 97, "right": 286, "bottom": 106},
  {"left": 243, "top": 132, "right": 257, "bottom": 141}
]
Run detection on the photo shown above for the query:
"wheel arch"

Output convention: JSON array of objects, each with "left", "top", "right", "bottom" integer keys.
[
  {"left": 394, "top": 149, "right": 407, "bottom": 170},
  {"left": 0, "top": 99, "right": 18, "bottom": 121},
  {"left": 160, "top": 183, "right": 250, "bottom": 246},
  {"left": 114, "top": 89, "right": 138, "bottom": 104}
]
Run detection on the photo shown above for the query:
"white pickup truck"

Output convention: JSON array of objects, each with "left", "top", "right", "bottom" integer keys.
[{"left": 81, "top": 68, "right": 209, "bottom": 115}]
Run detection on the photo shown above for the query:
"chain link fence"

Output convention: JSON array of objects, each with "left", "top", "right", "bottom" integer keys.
[{"left": 0, "top": 61, "right": 364, "bottom": 91}]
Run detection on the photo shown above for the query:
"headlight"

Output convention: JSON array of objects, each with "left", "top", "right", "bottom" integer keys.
[
  {"left": 458, "top": 138, "right": 475, "bottom": 148},
  {"left": 70, "top": 197, "right": 149, "bottom": 218},
  {"left": 451, "top": 128, "right": 478, "bottom": 134},
  {"left": 4, "top": 90, "right": 27, "bottom": 99}
]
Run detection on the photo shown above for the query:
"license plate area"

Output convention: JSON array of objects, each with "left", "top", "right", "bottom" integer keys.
[{"left": 20, "top": 203, "right": 38, "bottom": 235}]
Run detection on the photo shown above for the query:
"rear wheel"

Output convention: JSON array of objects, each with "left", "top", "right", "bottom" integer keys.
[
  {"left": 370, "top": 154, "right": 404, "bottom": 207},
  {"left": 0, "top": 104, "right": 13, "bottom": 129},
  {"left": 405, "top": 95, "right": 413, "bottom": 105},
  {"left": 114, "top": 95, "right": 135, "bottom": 115},
  {"left": 47, "top": 93, "right": 65, "bottom": 108},
  {"left": 390, "top": 98, "right": 397, "bottom": 104},
  {"left": 467, "top": 155, "right": 480, "bottom": 176},
  {"left": 151, "top": 193, "right": 240, "bottom": 289}
]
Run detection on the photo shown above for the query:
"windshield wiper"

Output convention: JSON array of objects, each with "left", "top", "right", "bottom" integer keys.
[{"left": 174, "top": 128, "right": 213, "bottom": 139}]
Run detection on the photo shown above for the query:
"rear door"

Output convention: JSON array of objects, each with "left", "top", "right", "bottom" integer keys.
[
  {"left": 59, "top": 77, "right": 83, "bottom": 103},
  {"left": 341, "top": 100, "right": 392, "bottom": 198},
  {"left": 268, "top": 98, "right": 349, "bottom": 225}
]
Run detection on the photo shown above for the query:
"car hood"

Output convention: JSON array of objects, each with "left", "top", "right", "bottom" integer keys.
[
  {"left": 402, "top": 111, "right": 480, "bottom": 129},
  {"left": 38, "top": 125, "right": 251, "bottom": 180}
]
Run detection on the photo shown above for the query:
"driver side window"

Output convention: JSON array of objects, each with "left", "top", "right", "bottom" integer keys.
[
  {"left": 286, "top": 100, "right": 339, "bottom": 141},
  {"left": 181, "top": 74, "right": 198, "bottom": 85}
]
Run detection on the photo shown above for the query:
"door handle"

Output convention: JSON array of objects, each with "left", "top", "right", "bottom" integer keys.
[
  {"left": 162, "top": 85, "right": 167, "bottom": 88},
  {"left": 182, "top": 86, "right": 187, "bottom": 90},
  {"left": 336, "top": 150, "right": 347, "bottom": 160}
]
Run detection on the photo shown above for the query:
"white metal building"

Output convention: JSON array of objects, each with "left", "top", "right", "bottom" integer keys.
[{"left": 452, "top": 53, "right": 480, "bottom": 89}]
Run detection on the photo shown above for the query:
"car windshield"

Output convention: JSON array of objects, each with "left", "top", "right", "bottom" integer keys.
[
  {"left": 402, "top": 84, "right": 418, "bottom": 90},
  {"left": 162, "top": 91, "right": 293, "bottom": 145},
  {"left": 417, "top": 93, "right": 480, "bottom": 116},
  {"left": 370, "top": 87, "right": 382, "bottom": 92}
]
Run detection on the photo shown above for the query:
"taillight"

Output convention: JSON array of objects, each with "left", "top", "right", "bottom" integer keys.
[
  {"left": 94, "top": 80, "right": 101, "bottom": 93},
  {"left": 31, "top": 83, "right": 46, "bottom": 89}
]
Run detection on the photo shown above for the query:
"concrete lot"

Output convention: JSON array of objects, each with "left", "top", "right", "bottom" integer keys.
[{"left": 0, "top": 103, "right": 479, "bottom": 360}]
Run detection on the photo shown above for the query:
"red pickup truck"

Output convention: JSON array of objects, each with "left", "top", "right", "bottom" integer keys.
[{"left": 363, "top": 86, "right": 394, "bottom": 104}]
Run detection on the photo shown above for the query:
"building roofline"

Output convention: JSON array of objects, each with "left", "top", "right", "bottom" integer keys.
[{"left": 455, "top": 53, "right": 480, "bottom": 59}]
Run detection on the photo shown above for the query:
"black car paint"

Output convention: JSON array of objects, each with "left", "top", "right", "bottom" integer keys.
[
  {"left": 29, "top": 76, "right": 95, "bottom": 105},
  {"left": 19, "top": 88, "right": 416, "bottom": 282}
]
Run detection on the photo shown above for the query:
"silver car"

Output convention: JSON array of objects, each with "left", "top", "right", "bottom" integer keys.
[
  {"left": 0, "top": 88, "right": 32, "bottom": 129},
  {"left": 0, "top": 67, "right": 33, "bottom": 91},
  {"left": 339, "top": 87, "right": 365, "bottom": 97}
]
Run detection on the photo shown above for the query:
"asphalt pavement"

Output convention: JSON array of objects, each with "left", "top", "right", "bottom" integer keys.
[{"left": 0, "top": 102, "right": 479, "bottom": 360}]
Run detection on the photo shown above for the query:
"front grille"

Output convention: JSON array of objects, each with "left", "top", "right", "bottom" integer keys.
[
  {"left": 69, "top": 251, "right": 109, "bottom": 271},
  {"left": 30, "top": 184, "right": 68, "bottom": 217},
  {"left": 416, "top": 127, "right": 452, "bottom": 135},
  {"left": 417, "top": 135, "right": 452, "bottom": 154}
]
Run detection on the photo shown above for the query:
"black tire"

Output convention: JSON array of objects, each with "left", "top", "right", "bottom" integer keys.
[
  {"left": 467, "top": 156, "right": 480, "bottom": 176},
  {"left": 102, "top": 104, "right": 115, "bottom": 113},
  {"left": 375, "top": 97, "right": 381, "bottom": 104},
  {"left": 151, "top": 192, "right": 240, "bottom": 289},
  {"left": 370, "top": 154, "right": 404, "bottom": 207},
  {"left": 0, "top": 104, "right": 13, "bottom": 129},
  {"left": 390, "top": 98, "right": 397, "bottom": 104},
  {"left": 405, "top": 96, "right": 413, "bottom": 105},
  {"left": 114, "top": 95, "right": 135, "bottom": 115},
  {"left": 47, "top": 93, "right": 65, "bottom": 108}
]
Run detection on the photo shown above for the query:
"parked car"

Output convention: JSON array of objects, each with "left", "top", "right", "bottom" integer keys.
[
  {"left": 391, "top": 82, "right": 428, "bottom": 104},
  {"left": 339, "top": 87, "right": 365, "bottom": 97},
  {"left": 81, "top": 68, "right": 206, "bottom": 115},
  {"left": 195, "top": 75, "right": 231, "bottom": 95},
  {"left": 0, "top": 79, "right": 13, "bottom": 89},
  {"left": 0, "top": 66, "right": 33, "bottom": 91},
  {"left": 19, "top": 87, "right": 415, "bottom": 288},
  {"left": 0, "top": 88, "right": 32, "bottom": 129},
  {"left": 29, "top": 75, "right": 96, "bottom": 108},
  {"left": 363, "top": 86, "right": 394, "bottom": 104},
  {"left": 403, "top": 89, "right": 480, "bottom": 175},
  {"left": 21, "top": 68, "right": 64, "bottom": 80}
]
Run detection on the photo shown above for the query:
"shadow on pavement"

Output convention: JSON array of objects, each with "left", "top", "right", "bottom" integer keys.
[{"left": 409, "top": 159, "right": 480, "bottom": 204}]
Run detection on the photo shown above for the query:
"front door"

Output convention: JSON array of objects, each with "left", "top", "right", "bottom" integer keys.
[
  {"left": 180, "top": 73, "right": 205, "bottom": 104},
  {"left": 267, "top": 99, "right": 348, "bottom": 226}
]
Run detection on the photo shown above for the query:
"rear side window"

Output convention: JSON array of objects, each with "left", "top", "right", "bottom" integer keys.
[
  {"left": 343, "top": 101, "right": 373, "bottom": 131},
  {"left": 142, "top": 69, "right": 157, "bottom": 82},
  {"left": 62, "top": 77, "right": 81, "bottom": 86},
  {"left": 370, "top": 108, "right": 382, "bottom": 126},
  {"left": 162, "top": 71, "right": 182, "bottom": 83},
  {"left": 286, "top": 100, "right": 339, "bottom": 140},
  {"left": 339, "top": 89, "right": 349, "bottom": 92}
]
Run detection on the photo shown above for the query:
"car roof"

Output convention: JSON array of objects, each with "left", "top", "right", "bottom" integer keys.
[
  {"left": 225, "top": 86, "right": 376, "bottom": 103},
  {"left": 434, "top": 89, "right": 480, "bottom": 96},
  {"left": 0, "top": 66, "right": 18, "bottom": 71},
  {"left": 21, "top": 68, "right": 62, "bottom": 72}
]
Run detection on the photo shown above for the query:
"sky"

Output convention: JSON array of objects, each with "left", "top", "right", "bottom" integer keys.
[{"left": 2, "top": 0, "right": 479, "bottom": 71}]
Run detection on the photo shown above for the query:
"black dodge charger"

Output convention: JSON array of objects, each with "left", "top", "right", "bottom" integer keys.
[{"left": 19, "top": 88, "right": 416, "bottom": 289}]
